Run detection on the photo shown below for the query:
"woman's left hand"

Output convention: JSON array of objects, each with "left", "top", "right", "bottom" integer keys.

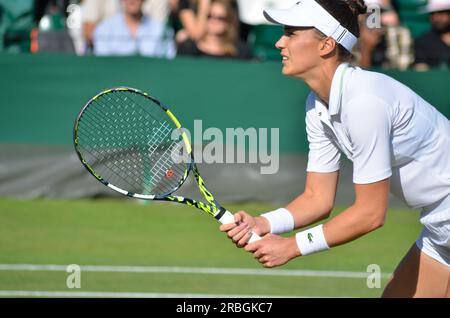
[{"left": 244, "top": 235, "right": 301, "bottom": 268}]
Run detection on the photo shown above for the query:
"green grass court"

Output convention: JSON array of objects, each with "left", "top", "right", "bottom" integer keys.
[{"left": 0, "top": 198, "right": 422, "bottom": 298}]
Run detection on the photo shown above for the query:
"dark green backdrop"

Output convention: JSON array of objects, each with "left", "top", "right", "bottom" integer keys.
[{"left": 0, "top": 53, "right": 449, "bottom": 153}]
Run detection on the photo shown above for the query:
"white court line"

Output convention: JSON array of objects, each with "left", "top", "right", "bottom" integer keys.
[
  {"left": 0, "top": 264, "right": 391, "bottom": 279},
  {"left": 0, "top": 290, "right": 305, "bottom": 298}
]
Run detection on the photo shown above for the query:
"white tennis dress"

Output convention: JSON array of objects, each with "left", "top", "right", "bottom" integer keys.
[{"left": 305, "top": 63, "right": 450, "bottom": 266}]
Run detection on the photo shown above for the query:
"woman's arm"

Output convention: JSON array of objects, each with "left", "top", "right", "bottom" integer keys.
[
  {"left": 219, "top": 171, "right": 339, "bottom": 246},
  {"left": 179, "top": 0, "right": 210, "bottom": 41},
  {"left": 287, "top": 171, "right": 339, "bottom": 229},
  {"left": 245, "top": 178, "right": 390, "bottom": 268},
  {"left": 324, "top": 178, "right": 389, "bottom": 247}
]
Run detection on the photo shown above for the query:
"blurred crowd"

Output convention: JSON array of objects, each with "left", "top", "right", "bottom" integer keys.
[{"left": 0, "top": 0, "right": 449, "bottom": 70}]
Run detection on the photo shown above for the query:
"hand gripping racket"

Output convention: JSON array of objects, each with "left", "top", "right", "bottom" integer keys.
[{"left": 73, "top": 87, "right": 261, "bottom": 243}]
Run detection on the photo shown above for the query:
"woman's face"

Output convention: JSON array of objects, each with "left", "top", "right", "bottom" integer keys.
[
  {"left": 206, "top": 3, "right": 229, "bottom": 36},
  {"left": 276, "top": 27, "right": 323, "bottom": 78}
]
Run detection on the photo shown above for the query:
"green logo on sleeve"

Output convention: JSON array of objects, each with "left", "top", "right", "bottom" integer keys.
[{"left": 307, "top": 233, "right": 314, "bottom": 243}]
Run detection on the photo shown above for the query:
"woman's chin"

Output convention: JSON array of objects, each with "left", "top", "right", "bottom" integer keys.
[{"left": 281, "top": 66, "right": 292, "bottom": 76}]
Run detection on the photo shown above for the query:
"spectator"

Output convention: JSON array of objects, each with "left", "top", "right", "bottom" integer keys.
[
  {"left": 34, "top": 0, "right": 71, "bottom": 25},
  {"left": 32, "top": 0, "right": 76, "bottom": 53},
  {"left": 175, "top": 0, "right": 211, "bottom": 43},
  {"left": 414, "top": 0, "right": 450, "bottom": 70},
  {"left": 356, "top": 0, "right": 413, "bottom": 70},
  {"left": 173, "top": 0, "right": 250, "bottom": 43},
  {"left": 82, "top": 0, "right": 170, "bottom": 50},
  {"left": 93, "top": 0, "right": 175, "bottom": 58},
  {"left": 177, "top": 0, "right": 251, "bottom": 59}
]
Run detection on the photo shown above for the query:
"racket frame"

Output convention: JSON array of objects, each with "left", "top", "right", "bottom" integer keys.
[{"left": 73, "top": 87, "right": 227, "bottom": 221}]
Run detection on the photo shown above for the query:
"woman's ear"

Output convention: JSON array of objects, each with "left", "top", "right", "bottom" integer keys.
[{"left": 318, "top": 37, "right": 337, "bottom": 57}]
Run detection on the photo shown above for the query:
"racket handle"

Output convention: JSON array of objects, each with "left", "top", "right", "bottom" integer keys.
[{"left": 218, "top": 210, "right": 262, "bottom": 243}]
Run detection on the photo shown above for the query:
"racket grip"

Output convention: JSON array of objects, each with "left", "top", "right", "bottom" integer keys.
[{"left": 218, "top": 210, "right": 262, "bottom": 242}]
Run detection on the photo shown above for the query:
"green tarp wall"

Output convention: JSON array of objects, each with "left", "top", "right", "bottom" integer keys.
[{"left": 1, "top": 53, "right": 449, "bottom": 153}]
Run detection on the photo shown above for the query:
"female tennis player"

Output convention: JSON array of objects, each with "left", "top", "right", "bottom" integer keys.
[{"left": 220, "top": 0, "right": 450, "bottom": 297}]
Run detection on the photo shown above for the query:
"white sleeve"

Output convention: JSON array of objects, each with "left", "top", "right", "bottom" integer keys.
[
  {"left": 157, "top": 22, "right": 176, "bottom": 59},
  {"left": 143, "top": 0, "right": 170, "bottom": 22},
  {"left": 305, "top": 97, "right": 341, "bottom": 173},
  {"left": 81, "top": 0, "right": 101, "bottom": 23},
  {"left": 345, "top": 96, "right": 393, "bottom": 184}
]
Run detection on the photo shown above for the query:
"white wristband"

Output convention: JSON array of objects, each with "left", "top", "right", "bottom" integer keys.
[
  {"left": 261, "top": 208, "right": 295, "bottom": 234},
  {"left": 295, "top": 224, "right": 330, "bottom": 256}
]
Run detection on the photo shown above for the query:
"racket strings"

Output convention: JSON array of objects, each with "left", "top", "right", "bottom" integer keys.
[
  {"left": 81, "top": 96, "right": 160, "bottom": 160},
  {"left": 94, "top": 96, "right": 156, "bottom": 143},
  {"left": 80, "top": 114, "right": 185, "bottom": 191},
  {"left": 78, "top": 114, "right": 187, "bottom": 194},
  {"left": 76, "top": 90, "right": 189, "bottom": 196},
  {"left": 147, "top": 141, "right": 184, "bottom": 188},
  {"left": 77, "top": 129, "right": 155, "bottom": 192},
  {"left": 78, "top": 114, "right": 186, "bottom": 195},
  {"left": 114, "top": 91, "right": 167, "bottom": 128}
]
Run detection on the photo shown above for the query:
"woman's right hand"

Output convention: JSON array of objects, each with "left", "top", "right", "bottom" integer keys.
[{"left": 219, "top": 211, "right": 271, "bottom": 247}]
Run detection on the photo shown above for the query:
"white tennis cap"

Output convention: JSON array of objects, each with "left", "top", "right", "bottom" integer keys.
[
  {"left": 426, "top": 0, "right": 450, "bottom": 13},
  {"left": 263, "top": 0, "right": 358, "bottom": 52}
]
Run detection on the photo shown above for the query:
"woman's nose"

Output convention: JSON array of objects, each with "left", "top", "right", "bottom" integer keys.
[{"left": 275, "top": 36, "right": 286, "bottom": 50}]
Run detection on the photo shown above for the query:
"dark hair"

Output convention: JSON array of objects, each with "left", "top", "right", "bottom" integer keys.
[{"left": 314, "top": 0, "right": 367, "bottom": 61}]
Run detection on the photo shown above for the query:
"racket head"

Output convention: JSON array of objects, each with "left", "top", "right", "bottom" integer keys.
[{"left": 73, "top": 87, "right": 193, "bottom": 198}]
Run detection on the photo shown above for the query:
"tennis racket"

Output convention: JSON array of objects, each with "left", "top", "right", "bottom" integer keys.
[{"left": 73, "top": 87, "right": 261, "bottom": 243}]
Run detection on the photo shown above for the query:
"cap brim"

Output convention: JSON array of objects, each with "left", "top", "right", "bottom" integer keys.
[
  {"left": 263, "top": 8, "right": 314, "bottom": 27},
  {"left": 263, "top": 9, "right": 283, "bottom": 25}
]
